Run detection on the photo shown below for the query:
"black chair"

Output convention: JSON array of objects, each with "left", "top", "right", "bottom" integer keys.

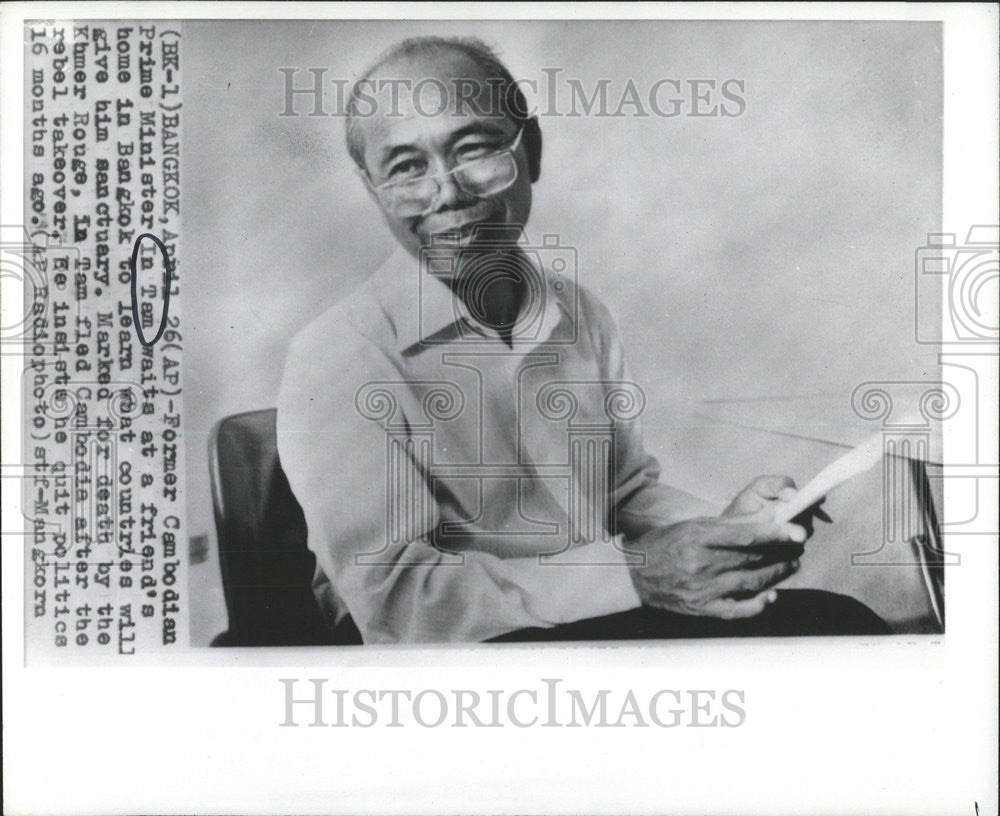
[{"left": 208, "top": 408, "right": 361, "bottom": 646}]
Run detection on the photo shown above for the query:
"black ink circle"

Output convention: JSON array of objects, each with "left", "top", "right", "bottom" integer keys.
[{"left": 129, "top": 233, "right": 173, "bottom": 347}]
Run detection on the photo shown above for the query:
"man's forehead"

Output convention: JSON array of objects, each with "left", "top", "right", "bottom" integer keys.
[
  {"left": 363, "top": 48, "right": 504, "bottom": 120},
  {"left": 355, "top": 48, "right": 514, "bottom": 163}
]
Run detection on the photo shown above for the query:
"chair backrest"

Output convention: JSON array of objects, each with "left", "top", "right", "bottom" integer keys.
[{"left": 208, "top": 408, "right": 359, "bottom": 646}]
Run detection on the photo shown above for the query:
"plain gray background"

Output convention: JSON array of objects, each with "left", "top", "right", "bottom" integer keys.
[{"left": 182, "top": 20, "right": 942, "bottom": 644}]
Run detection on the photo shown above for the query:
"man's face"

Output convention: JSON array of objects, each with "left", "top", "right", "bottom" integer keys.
[{"left": 355, "top": 49, "right": 534, "bottom": 259}]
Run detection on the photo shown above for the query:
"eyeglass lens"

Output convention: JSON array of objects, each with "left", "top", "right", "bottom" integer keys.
[{"left": 380, "top": 152, "right": 517, "bottom": 216}]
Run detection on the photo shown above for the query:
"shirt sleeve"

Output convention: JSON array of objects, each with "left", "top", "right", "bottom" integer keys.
[
  {"left": 276, "top": 316, "right": 642, "bottom": 644},
  {"left": 588, "top": 294, "right": 724, "bottom": 539}
]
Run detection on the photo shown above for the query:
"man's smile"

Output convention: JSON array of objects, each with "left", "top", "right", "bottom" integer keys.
[{"left": 415, "top": 203, "right": 507, "bottom": 242}]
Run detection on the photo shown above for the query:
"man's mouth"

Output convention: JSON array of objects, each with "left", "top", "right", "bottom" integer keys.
[
  {"left": 418, "top": 206, "right": 504, "bottom": 243},
  {"left": 432, "top": 222, "right": 487, "bottom": 245}
]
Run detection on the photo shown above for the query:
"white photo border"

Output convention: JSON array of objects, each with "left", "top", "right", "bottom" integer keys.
[{"left": 1, "top": 2, "right": 996, "bottom": 815}]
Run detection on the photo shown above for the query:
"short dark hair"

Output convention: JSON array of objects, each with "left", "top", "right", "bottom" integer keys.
[{"left": 345, "top": 36, "right": 538, "bottom": 175}]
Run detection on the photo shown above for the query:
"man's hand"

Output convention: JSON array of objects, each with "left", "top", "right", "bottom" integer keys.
[
  {"left": 723, "top": 474, "right": 798, "bottom": 518},
  {"left": 723, "top": 474, "right": 831, "bottom": 533},
  {"left": 625, "top": 514, "right": 807, "bottom": 620}
]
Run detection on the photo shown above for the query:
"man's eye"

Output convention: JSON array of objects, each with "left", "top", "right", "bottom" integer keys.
[{"left": 388, "top": 159, "right": 426, "bottom": 179}]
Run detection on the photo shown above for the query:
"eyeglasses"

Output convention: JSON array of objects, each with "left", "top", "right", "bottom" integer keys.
[{"left": 366, "top": 128, "right": 523, "bottom": 218}]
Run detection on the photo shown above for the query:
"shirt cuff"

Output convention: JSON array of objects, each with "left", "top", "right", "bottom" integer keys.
[{"left": 527, "top": 534, "right": 643, "bottom": 622}]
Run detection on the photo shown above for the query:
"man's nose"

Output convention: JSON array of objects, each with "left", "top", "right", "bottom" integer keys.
[{"left": 434, "top": 172, "right": 473, "bottom": 209}]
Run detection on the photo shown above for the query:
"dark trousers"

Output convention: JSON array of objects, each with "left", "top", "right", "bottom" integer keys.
[{"left": 488, "top": 589, "right": 891, "bottom": 643}]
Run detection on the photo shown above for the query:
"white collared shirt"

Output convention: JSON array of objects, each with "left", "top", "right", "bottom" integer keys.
[{"left": 277, "top": 247, "right": 711, "bottom": 643}]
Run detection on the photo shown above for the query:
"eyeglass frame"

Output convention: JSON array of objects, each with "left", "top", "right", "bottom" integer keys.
[{"left": 360, "top": 127, "right": 525, "bottom": 217}]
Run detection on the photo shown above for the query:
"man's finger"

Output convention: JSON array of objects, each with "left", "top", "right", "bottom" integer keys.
[
  {"left": 778, "top": 486, "right": 798, "bottom": 502},
  {"left": 711, "top": 543, "right": 806, "bottom": 572},
  {"left": 701, "top": 589, "right": 779, "bottom": 620},
  {"left": 697, "top": 545, "right": 797, "bottom": 574},
  {"left": 722, "top": 501, "right": 798, "bottom": 525},
  {"left": 712, "top": 559, "right": 800, "bottom": 597},
  {"left": 704, "top": 519, "right": 808, "bottom": 547},
  {"left": 750, "top": 474, "right": 797, "bottom": 499}
]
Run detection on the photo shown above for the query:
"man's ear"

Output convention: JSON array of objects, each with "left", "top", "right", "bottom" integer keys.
[{"left": 523, "top": 116, "right": 543, "bottom": 183}]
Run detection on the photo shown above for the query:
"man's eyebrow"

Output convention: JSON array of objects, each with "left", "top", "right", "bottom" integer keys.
[{"left": 445, "top": 122, "right": 512, "bottom": 144}]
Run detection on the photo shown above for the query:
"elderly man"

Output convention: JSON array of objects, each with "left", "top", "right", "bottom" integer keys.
[{"left": 277, "top": 36, "right": 887, "bottom": 643}]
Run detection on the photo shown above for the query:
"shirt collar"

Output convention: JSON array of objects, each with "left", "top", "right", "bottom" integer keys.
[{"left": 373, "top": 245, "right": 572, "bottom": 355}]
